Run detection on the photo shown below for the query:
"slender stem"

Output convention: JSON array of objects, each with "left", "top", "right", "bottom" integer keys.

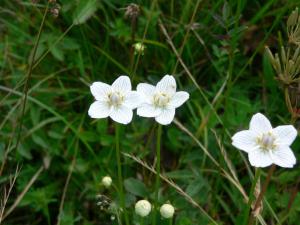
[
  {"left": 14, "top": 2, "right": 49, "bottom": 153},
  {"left": 140, "top": 217, "right": 144, "bottom": 225},
  {"left": 152, "top": 124, "right": 162, "bottom": 225},
  {"left": 115, "top": 124, "right": 129, "bottom": 225},
  {"left": 248, "top": 164, "right": 276, "bottom": 225},
  {"left": 242, "top": 168, "right": 261, "bottom": 225}
]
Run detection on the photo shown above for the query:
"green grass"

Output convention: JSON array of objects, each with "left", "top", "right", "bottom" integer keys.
[{"left": 0, "top": 0, "right": 300, "bottom": 225}]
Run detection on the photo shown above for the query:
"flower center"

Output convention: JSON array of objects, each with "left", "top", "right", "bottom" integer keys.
[
  {"left": 257, "top": 132, "right": 276, "bottom": 151},
  {"left": 153, "top": 92, "right": 170, "bottom": 108},
  {"left": 108, "top": 92, "right": 123, "bottom": 107}
]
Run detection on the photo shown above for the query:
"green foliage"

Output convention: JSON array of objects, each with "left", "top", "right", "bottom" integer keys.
[{"left": 0, "top": 0, "right": 299, "bottom": 225}]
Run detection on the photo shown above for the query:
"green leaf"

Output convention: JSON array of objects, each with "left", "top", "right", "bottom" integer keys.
[
  {"left": 124, "top": 178, "right": 148, "bottom": 197},
  {"left": 73, "top": 0, "right": 99, "bottom": 25}
]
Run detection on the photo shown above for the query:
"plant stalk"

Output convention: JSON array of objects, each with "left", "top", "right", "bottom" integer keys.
[
  {"left": 115, "top": 124, "right": 129, "bottom": 225},
  {"left": 248, "top": 164, "right": 276, "bottom": 225},
  {"left": 152, "top": 124, "right": 162, "bottom": 225}
]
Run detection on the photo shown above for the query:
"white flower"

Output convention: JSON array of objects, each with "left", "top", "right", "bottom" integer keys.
[
  {"left": 101, "top": 176, "right": 112, "bottom": 188},
  {"left": 135, "top": 200, "right": 151, "bottom": 217},
  {"left": 232, "top": 113, "right": 297, "bottom": 168},
  {"left": 88, "top": 76, "right": 141, "bottom": 124},
  {"left": 160, "top": 203, "right": 175, "bottom": 219},
  {"left": 136, "top": 75, "right": 189, "bottom": 125}
]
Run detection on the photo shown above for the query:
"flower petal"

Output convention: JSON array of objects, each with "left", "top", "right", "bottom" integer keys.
[
  {"left": 110, "top": 106, "right": 133, "bottom": 124},
  {"left": 248, "top": 149, "right": 273, "bottom": 168},
  {"left": 273, "top": 125, "right": 298, "bottom": 146},
  {"left": 155, "top": 108, "right": 175, "bottom": 125},
  {"left": 137, "top": 104, "right": 162, "bottom": 117},
  {"left": 169, "top": 91, "right": 189, "bottom": 108},
  {"left": 250, "top": 113, "right": 272, "bottom": 134},
  {"left": 112, "top": 76, "right": 131, "bottom": 94},
  {"left": 90, "top": 82, "right": 111, "bottom": 101},
  {"left": 137, "top": 83, "right": 156, "bottom": 103},
  {"left": 124, "top": 91, "right": 143, "bottom": 109},
  {"left": 156, "top": 75, "right": 176, "bottom": 95},
  {"left": 88, "top": 101, "right": 111, "bottom": 118},
  {"left": 271, "top": 146, "right": 296, "bottom": 168},
  {"left": 232, "top": 130, "right": 258, "bottom": 152}
]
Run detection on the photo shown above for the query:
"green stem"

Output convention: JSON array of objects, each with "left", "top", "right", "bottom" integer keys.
[
  {"left": 14, "top": 2, "right": 49, "bottom": 153},
  {"left": 152, "top": 124, "right": 162, "bottom": 225},
  {"left": 115, "top": 124, "right": 129, "bottom": 225},
  {"left": 248, "top": 164, "right": 276, "bottom": 225},
  {"left": 242, "top": 168, "right": 261, "bottom": 225},
  {"left": 140, "top": 217, "right": 145, "bottom": 225}
]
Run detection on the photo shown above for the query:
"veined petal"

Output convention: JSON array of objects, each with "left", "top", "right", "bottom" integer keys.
[
  {"left": 271, "top": 146, "right": 296, "bottom": 168},
  {"left": 155, "top": 108, "right": 175, "bottom": 125},
  {"left": 137, "top": 104, "right": 162, "bottom": 117},
  {"left": 250, "top": 113, "right": 272, "bottom": 134},
  {"left": 248, "top": 149, "right": 273, "bottom": 168},
  {"left": 124, "top": 91, "right": 143, "bottom": 109},
  {"left": 112, "top": 76, "right": 131, "bottom": 94},
  {"left": 156, "top": 75, "right": 176, "bottom": 95},
  {"left": 88, "top": 101, "right": 110, "bottom": 118},
  {"left": 232, "top": 130, "right": 258, "bottom": 152},
  {"left": 90, "top": 82, "right": 111, "bottom": 101},
  {"left": 137, "top": 83, "right": 156, "bottom": 103},
  {"left": 169, "top": 91, "right": 189, "bottom": 108},
  {"left": 110, "top": 106, "right": 133, "bottom": 124},
  {"left": 273, "top": 125, "right": 298, "bottom": 146}
]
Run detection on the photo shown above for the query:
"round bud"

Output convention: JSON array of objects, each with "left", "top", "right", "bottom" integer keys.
[
  {"left": 133, "top": 42, "right": 145, "bottom": 55},
  {"left": 160, "top": 203, "right": 175, "bottom": 219},
  {"left": 135, "top": 200, "right": 151, "bottom": 217},
  {"left": 101, "top": 176, "right": 112, "bottom": 188}
]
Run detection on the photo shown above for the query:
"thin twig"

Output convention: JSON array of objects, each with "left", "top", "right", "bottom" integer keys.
[{"left": 3, "top": 165, "right": 44, "bottom": 220}]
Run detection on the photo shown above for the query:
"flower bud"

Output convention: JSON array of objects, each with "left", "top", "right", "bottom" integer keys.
[
  {"left": 133, "top": 42, "right": 146, "bottom": 55},
  {"left": 101, "top": 176, "right": 112, "bottom": 188},
  {"left": 160, "top": 203, "right": 175, "bottom": 219},
  {"left": 135, "top": 200, "right": 151, "bottom": 217}
]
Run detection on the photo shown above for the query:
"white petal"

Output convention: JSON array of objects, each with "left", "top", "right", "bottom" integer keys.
[
  {"left": 169, "top": 91, "right": 189, "bottom": 108},
  {"left": 137, "top": 83, "right": 156, "bottom": 103},
  {"left": 250, "top": 113, "right": 272, "bottom": 134},
  {"left": 156, "top": 75, "right": 176, "bottom": 95},
  {"left": 90, "top": 82, "right": 111, "bottom": 101},
  {"left": 110, "top": 106, "right": 133, "bottom": 124},
  {"left": 232, "top": 130, "right": 258, "bottom": 152},
  {"left": 137, "top": 104, "right": 162, "bottom": 117},
  {"left": 248, "top": 150, "right": 273, "bottom": 168},
  {"left": 271, "top": 146, "right": 296, "bottom": 168},
  {"left": 124, "top": 91, "right": 143, "bottom": 109},
  {"left": 273, "top": 125, "right": 298, "bottom": 146},
  {"left": 112, "top": 76, "right": 131, "bottom": 94},
  {"left": 155, "top": 108, "right": 175, "bottom": 125},
  {"left": 88, "top": 101, "right": 110, "bottom": 118}
]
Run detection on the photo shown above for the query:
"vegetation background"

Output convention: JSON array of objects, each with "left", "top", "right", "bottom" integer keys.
[{"left": 0, "top": 0, "right": 299, "bottom": 224}]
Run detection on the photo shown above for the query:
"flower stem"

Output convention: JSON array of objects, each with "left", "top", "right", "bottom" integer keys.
[
  {"left": 242, "top": 168, "right": 261, "bottom": 225},
  {"left": 152, "top": 124, "right": 162, "bottom": 225},
  {"left": 248, "top": 164, "right": 276, "bottom": 225},
  {"left": 115, "top": 124, "right": 129, "bottom": 225}
]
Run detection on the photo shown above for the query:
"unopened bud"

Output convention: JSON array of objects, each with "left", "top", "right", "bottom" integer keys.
[
  {"left": 135, "top": 200, "right": 151, "bottom": 217},
  {"left": 160, "top": 203, "right": 175, "bottom": 219},
  {"left": 101, "top": 176, "right": 112, "bottom": 188},
  {"left": 133, "top": 42, "right": 145, "bottom": 55}
]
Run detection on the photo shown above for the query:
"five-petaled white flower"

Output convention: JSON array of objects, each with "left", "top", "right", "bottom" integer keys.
[
  {"left": 136, "top": 75, "right": 189, "bottom": 125},
  {"left": 232, "top": 113, "right": 297, "bottom": 168},
  {"left": 88, "top": 76, "right": 141, "bottom": 124}
]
